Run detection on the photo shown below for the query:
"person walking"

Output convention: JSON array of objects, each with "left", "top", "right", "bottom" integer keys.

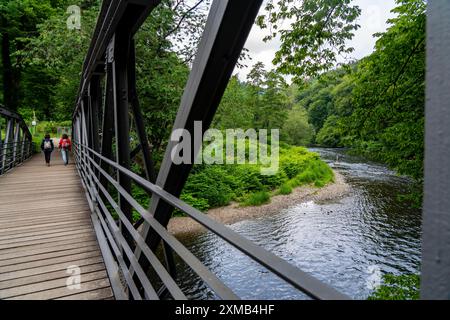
[
  {"left": 58, "top": 134, "right": 72, "bottom": 166},
  {"left": 41, "top": 134, "right": 54, "bottom": 167}
]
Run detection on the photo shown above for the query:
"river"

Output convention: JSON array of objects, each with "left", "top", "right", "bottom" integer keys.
[{"left": 173, "top": 148, "right": 422, "bottom": 300}]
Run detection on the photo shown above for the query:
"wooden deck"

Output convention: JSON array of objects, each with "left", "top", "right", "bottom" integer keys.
[{"left": 0, "top": 147, "right": 113, "bottom": 300}]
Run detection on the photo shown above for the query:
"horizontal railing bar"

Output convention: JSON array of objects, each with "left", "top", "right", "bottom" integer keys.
[
  {"left": 78, "top": 161, "right": 153, "bottom": 300},
  {"left": 80, "top": 157, "right": 188, "bottom": 300},
  {"left": 74, "top": 142, "right": 350, "bottom": 300},
  {"left": 77, "top": 168, "right": 141, "bottom": 300},
  {"left": 75, "top": 145, "right": 237, "bottom": 300},
  {"left": 93, "top": 206, "right": 144, "bottom": 300}
]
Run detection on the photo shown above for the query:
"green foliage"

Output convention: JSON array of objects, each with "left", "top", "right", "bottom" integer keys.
[
  {"left": 316, "top": 115, "right": 343, "bottom": 147},
  {"left": 368, "top": 274, "right": 420, "bottom": 300},
  {"left": 0, "top": 0, "right": 60, "bottom": 111},
  {"left": 256, "top": 0, "right": 361, "bottom": 83},
  {"left": 182, "top": 166, "right": 236, "bottom": 208},
  {"left": 282, "top": 106, "right": 314, "bottom": 146},
  {"left": 242, "top": 191, "right": 271, "bottom": 207},
  {"left": 179, "top": 145, "right": 334, "bottom": 213},
  {"left": 278, "top": 183, "right": 293, "bottom": 195},
  {"left": 213, "top": 63, "right": 289, "bottom": 134},
  {"left": 291, "top": 0, "right": 426, "bottom": 197}
]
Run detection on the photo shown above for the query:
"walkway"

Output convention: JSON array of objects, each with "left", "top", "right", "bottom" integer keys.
[{"left": 0, "top": 146, "right": 113, "bottom": 300}]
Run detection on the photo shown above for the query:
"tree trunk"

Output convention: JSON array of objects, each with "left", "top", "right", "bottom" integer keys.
[{"left": 1, "top": 32, "right": 19, "bottom": 111}]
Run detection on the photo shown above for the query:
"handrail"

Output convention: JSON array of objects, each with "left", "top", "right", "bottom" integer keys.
[
  {"left": 72, "top": 0, "right": 350, "bottom": 300},
  {"left": 73, "top": 141, "right": 350, "bottom": 300},
  {"left": 0, "top": 106, "right": 34, "bottom": 175}
]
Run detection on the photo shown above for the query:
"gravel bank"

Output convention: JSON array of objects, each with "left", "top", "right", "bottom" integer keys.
[{"left": 168, "top": 170, "right": 351, "bottom": 237}]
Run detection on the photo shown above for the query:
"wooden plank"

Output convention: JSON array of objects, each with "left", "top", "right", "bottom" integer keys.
[
  {"left": 0, "top": 221, "right": 92, "bottom": 237},
  {"left": 0, "top": 220, "right": 93, "bottom": 235},
  {"left": 0, "top": 256, "right": 105, "bottom": 282},
  {"left": 0, "top": 216, "right": 91, "bottom": 230},
  {"left": 0, "top": 263, "right": 106, "bottom": 290},
  {"left": 0, "top": 251, "right": 101, "bottom": 274},
  {"left": 0, "top": 234, "right": 98, "bottom": 255},
  {"left": 0, "top": 202, "right": 90, "bottom": 215},
  {"left": 0, "top": 270, "right": 108, "bottom": 299},
  {"left": 0, "top": 240, "right": 99, "bottom": 261},
  {"left": 0, "top": 245, "right": 100, "bottom": 267},
  {"left": 0, "top": 145, "right": 113, "bottom": 300},
  {"left": 0, "top": 231, "right": 96, "bottom": 250},
  {"left": 0, "top": 204, "right": 90, "bottom": 215},
  {"left": 0, "top": 228, "right": 95, "bottom": 246},
  {"left": 6, "top": 278, "right": 111, "bottom": 300},
  {"left": 57, "top": 287, "right": 114, "bottom": 300}
]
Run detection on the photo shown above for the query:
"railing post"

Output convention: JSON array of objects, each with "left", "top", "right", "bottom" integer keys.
[
  {"left": 12, "top": 122, "right": 20, "bottom": 167},
  {"left": 1, "top": 118, "right": 13, "bottom": 173},
  {"left": 20, "top": 131, "right": 26, "bottom": 163},
  {"left": 0, "top": 119, "right": 3, "bottom": 172}
]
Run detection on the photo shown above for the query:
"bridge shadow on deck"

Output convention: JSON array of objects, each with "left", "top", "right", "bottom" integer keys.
[{"left": 0, "top": 149, "right": 113, "bottom": 300}]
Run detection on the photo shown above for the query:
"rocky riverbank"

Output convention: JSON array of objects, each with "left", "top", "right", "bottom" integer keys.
[{"left": 168, "top": 170, "right": 351, "bottom": 237}]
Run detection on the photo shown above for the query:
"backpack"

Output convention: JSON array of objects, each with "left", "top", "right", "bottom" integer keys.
[
  {"left": 62, "top": 139, "right": 70, "bottom": 149},
  {"left": 44, "top": 140, "right": 52, "bottom": 150}
]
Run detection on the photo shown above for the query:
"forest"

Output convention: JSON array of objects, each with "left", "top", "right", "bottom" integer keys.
[
  {"left": 0, "top": 0, "right": 425, "bottom": 185},
  {"left": 0, "top": 0, "right": 426, "bottom": 300}
]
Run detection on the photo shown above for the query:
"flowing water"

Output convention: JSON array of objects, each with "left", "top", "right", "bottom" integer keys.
[{"left": 174, "top": 148, "right": 422, "bottom": 300}]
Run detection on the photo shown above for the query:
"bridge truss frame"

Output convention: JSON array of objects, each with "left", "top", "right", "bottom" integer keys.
[
  {"left": 0, "top": 106, "right": 34, "bottom": 176},
  {"left": 72, "top": 0, "right": 450, "bottom": 300}
]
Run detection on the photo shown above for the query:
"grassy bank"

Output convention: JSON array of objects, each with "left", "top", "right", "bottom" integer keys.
[
  {"left": 121, "top": 144, "right": 335, "bottom": 221},
  {"left": 176, "top": 145, "right": 334, "bottom": 215}
]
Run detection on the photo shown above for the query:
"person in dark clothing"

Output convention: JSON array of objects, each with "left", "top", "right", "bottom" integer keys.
[{"left": 40, "top": 134, "right": 54, "bottom": 167}]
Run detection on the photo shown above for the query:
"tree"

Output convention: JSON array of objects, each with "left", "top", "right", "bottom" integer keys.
[
  {"left": 212, "top": 76, "right": 254, "bottom": 130},
  {"left": 298, "top": 0, "right": 426, "bottom": 183},
  {"left": 282, "top": 106, "right": 314, "bottom": 146},
  {"left": 256, "top": 0, "right": 361, "bottom": 83},
  {"left": 0, "top": 0, "right": 59, "bottom": 111}
]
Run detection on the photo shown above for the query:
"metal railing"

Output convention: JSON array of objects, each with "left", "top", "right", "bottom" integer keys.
[
  {"left": 74, "top": 141, "right": 349, "bottom": 300},
  {"left": 72, "top": 0, "right": 351, "bottom": 300},
  {"left": 0, "top": 106, "right": 34, "bottom": 175}
]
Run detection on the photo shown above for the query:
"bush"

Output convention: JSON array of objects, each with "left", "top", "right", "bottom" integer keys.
[
  {"left": 368, "top": 274, "right": 420, "bottom": 300},
  {"left": 180, "top": 144, "right": 334, "bottom": 209},
  {"left": 182, "top": 166, "right": 235, "bottom": 208},
  {"left": 242, "top": 191, "right": 271, "bottom": 207},
  {"left": 278, "top": 183, "right": 293, "bottom": 195}
]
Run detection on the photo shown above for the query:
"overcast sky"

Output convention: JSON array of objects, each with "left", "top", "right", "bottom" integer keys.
[{"left": 234, "top": 0, "right": 398, "bottom": 81}]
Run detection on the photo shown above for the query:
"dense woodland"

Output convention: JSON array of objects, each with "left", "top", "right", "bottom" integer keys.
[
  {"left": 0, "top": 0, "right": 425, "bottom": 299},
  {"left": 0, "top": 0, "right": 425, "bottom": 185}
]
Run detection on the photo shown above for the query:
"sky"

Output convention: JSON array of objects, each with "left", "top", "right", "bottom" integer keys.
[{"left": 234, "top": 0, "right": 398, "bottom": 81}]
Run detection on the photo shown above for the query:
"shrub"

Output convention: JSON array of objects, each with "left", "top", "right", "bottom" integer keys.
[
  {"left": 242, "top": 191, "right": 270, "bottom": 207},
  {"left": 180, "top": 144, "right": 334, "bottom": 209},
  {"left": 183, "top": 166, "right": 235, "bottom": 208},
  {"left": 278, "top": 183, "right": 293, "bottom": 195},
  {"left": 368, "top": 274, "right": 420, "bottom": 300}
]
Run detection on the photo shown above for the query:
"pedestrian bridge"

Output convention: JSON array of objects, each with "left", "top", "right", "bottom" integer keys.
[
  {"left": 0, "top": 150, "right": 113, "bottom": 300},
  {"left": 0, "top": 0, "right": 449, "bottom": 300}
]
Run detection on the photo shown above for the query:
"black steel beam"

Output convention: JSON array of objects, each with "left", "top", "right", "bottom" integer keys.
[
  {"left": 138, "top": 0, "right": 264, "bottom": 256},
  {"left": 100, "top": 55, "right": 115, "bottom": 192},
  {"left": 128, "top": 39, "right": 156, "bottom": 183},
  {"left": 74, "top": 0, "right": 162, "bottom": 116},
  {"left": 421, "top": 0, "right": 450, "bottom": 300},
  {"left": 111, "top": 31, "right": 133, "bottom": 248}
]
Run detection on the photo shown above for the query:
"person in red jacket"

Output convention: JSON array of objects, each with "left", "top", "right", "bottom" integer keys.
[{"left": 58, "top": 134, "right": 72, "bottom": 166}]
